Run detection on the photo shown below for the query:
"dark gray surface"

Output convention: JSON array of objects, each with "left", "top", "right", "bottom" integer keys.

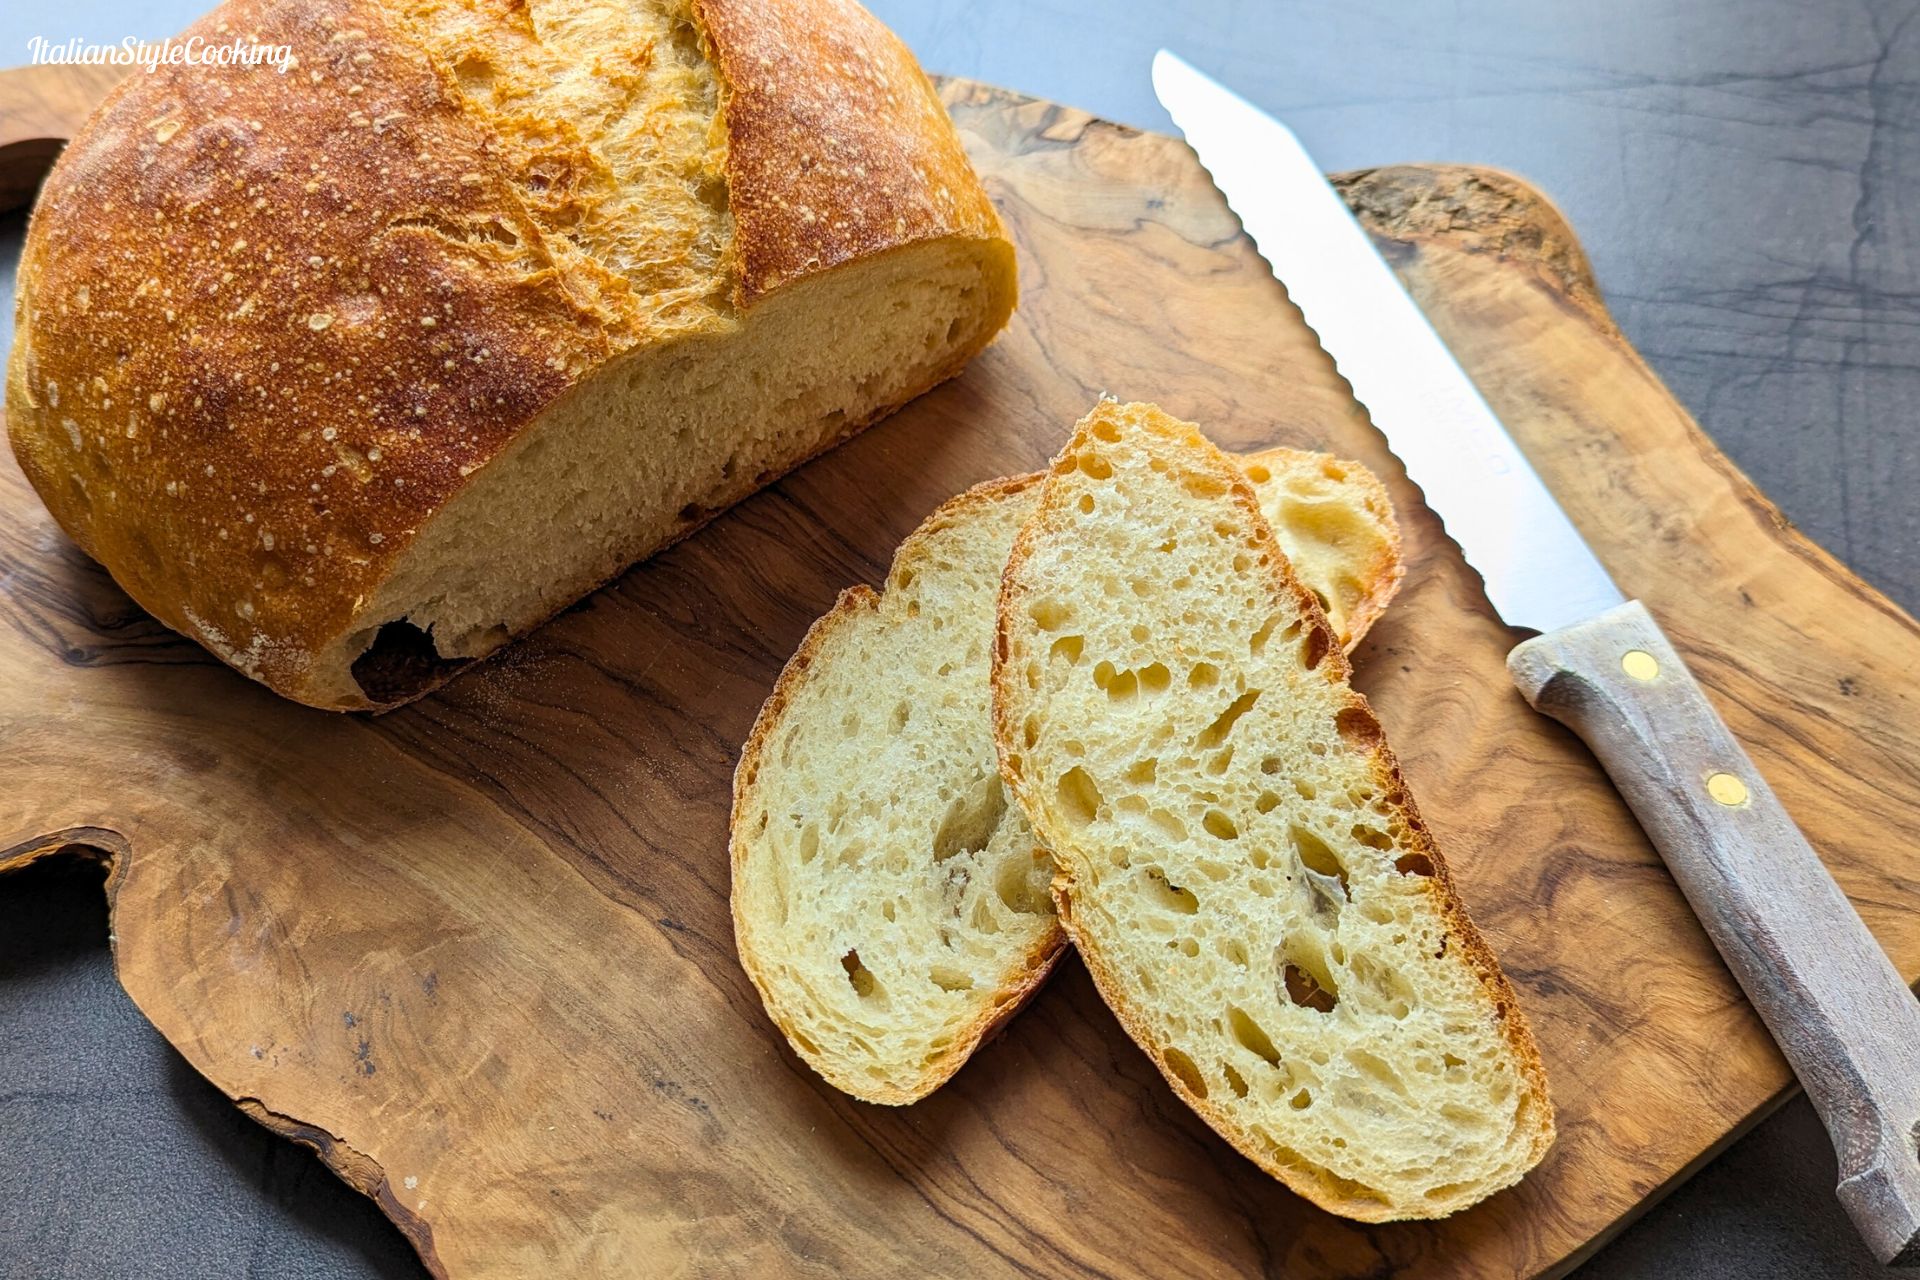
[{"left": 2, "top": 0, "right": 1917, "bottom": 1276}]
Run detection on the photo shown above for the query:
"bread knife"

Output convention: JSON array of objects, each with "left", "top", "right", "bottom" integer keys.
[{"left": 1154, "top": 48, "right": 1920, "bottom": 1261}]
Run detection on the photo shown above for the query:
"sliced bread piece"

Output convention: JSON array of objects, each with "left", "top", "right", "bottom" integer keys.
[
  {"left": 732, "top": 448, "right": 1402, "bottom": 1104},
  {"left": 991, "top": 401, "right": 1552, "bottom": 1219}
]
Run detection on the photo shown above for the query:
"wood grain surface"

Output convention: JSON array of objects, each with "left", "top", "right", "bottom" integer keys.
[
  {"left": 4, "top": 72, "right": 1920, "bottom": 1279},
  {"left": 0, "top": 63, "right": 121, "bottom": 213}
]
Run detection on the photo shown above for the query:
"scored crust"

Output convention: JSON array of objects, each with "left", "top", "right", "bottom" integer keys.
[
  {"left": 989, "top": 402, "right": 1553, "bottom": 1220},
  {"left": 696, "top": 0, "right": 1005, "bottom": 302},
  {"left": 5, "top": 0, "right": 1011, "bottom": 707}
]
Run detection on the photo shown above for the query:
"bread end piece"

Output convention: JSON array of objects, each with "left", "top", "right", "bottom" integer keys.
[
  {"left": 993, "top": 400, "right": 1552, "bottom": 1220},
  {"left": 731, "top": 476, "right": 1063, "bottom": 1104}
]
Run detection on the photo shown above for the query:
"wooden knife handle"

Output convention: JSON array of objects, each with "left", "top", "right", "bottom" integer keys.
[{"left": 1509, "top": 600, "right": 1920, "bottom": 1266}]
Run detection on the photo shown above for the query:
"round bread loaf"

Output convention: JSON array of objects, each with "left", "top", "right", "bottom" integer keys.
[{"left": 5, "top": 0, "right": 1017, "bottom": 709}]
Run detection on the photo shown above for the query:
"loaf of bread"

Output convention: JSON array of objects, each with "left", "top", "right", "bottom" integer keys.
[
  {"left": 5, "top": 0, "right": 1017, "bottom": 709},
  {"left": 993, "top": 401, "right": 1552, "bottom": 1219},
  {"left": 731, "top": 447, "right": 1401, "bottom": 1103}
]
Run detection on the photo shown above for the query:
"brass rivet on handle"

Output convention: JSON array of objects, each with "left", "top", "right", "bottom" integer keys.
[
  {"left": 1622, "top": 650, "right": 1660, "bottom": 681},
  {"left": 1706, "top": 772, "right": 1749, "bottom": 807}
]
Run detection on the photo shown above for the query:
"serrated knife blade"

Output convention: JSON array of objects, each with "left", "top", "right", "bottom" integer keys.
[
  {"left": 1151, "top": 49, "right": 1620, "bottom": 634},
  {"left": 1154, "top": 48, "right": 1920, "bottom": 1265}
]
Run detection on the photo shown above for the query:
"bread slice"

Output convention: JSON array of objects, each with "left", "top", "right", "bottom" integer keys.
[
  {"left": 7, "top": 0, "right": 1015, "bottom": 710},
  {"left": 991, "top": 401, "right": 1552, "bottom": 1220},
  {"left": 731, "top": 448, "right": 1402, "bottom": 1104}
]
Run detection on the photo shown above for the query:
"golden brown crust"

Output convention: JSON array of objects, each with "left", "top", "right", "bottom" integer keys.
[
  {"left": 730, "top": 473, "right": 1060, "bottom": 1105},
  {"left": 693, "top": 0, "right": 1011, "bottom": 305},
  {"left": 7, "top": 0, "right": 606, "bottom": 697},
  {"left": 990, "top": 403, "right": 1553, "bottom": 1220},
  {"left": 1237, "top": 445, "right": 1406, "bottom": 650},
  {"left": 7, "top": 0, "right": 1013, "bottom": 709}
]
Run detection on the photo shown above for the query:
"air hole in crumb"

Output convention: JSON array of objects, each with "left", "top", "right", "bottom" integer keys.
[
  {"left": 1244, "top": 464, "right": 1271, "bottom": 483},
  {"left": 798, "top": 827, "right": 820, "bottom": 864},
  {"left": 1395, "top": 852, "right": 1436, "bottom": 877},
  {"left": 349, "top": 619, "right": 472, "bottom": 705},
  {"left": 1077, "top": 493, "right": 1096, "bottom": 515},
  {"left": 1290, "top": 825, "right": 1350, "bottom": 900},
  {"left": 1162, "top": 1047, "right": 1207, "bottom": 1097},
  {"left": 1197, "top": 690, "right": 1262, "bottom": 748},
  {"left": 1182, "top": 472, "right": 1229, "bottom": 500},
  {"left": 1076, "top": 451, "right": 1113, "bottom": 480},
  {"left": 1189, "top": 662, "right": 1219, "bottom": 689},
  {"left": 1336, "top": 704, "right": 1383, "bottom": 748},
  {"left": 1139, "top": 662, "right": 1172, "bottom": 693},
  {"left": 841, "top": 950, "right": 878, "bottom": 998},
  {"left": 1283, "top": 962, "right": 1338, "bottom": 1013},
  {"left": 1050, "top": 634, "right": 1084, "bottom": 665},
  {"left": 1249, "top": 615, "right": 1278, "bottom": 654},
  {"left": 1255, "top": 791, "right": 1281, "bottom": 814},
  {"left": 1124, "top": 758, "right": 1157, "bottom": 785},
  {"left": 1091, "top": 417, "right": 1122, "bottom": 443},
  {"left": 933, "top": 776, "right": 1007, "bottom": 862},
  {"left": 1301, "top": 625, "right": 1333, "bottom": 670},
  {"left": 1143, "top": 867, "right": 1198, "bottom": 914},
  {"left": 995, "top": 854, "right": 1050, "bottom": 914},
  {"left": 1223, "top": 1062, "right": 1250, "bottom": 1098},
  {"left": 929, "top": 966, "right": 974, "bottom": 993},
  {"left": 1203, "top": 810, "right": 1239, "bottom": 840},
  {"left": 1229, "top": 1006, "right": 1281, "bottom": 1066},
  {"left": 1289, "top": 1088, "right": 1313, "bottom": 1110},
  {"left": 1352, "top": 823, "right": 1393, "bottom": 851},
  {"left": 1028, "top": 598, "right": 1070, "bottom": 630},
  {"left": 1056, "top": 767, "right": 1102, "bottom": 825}
]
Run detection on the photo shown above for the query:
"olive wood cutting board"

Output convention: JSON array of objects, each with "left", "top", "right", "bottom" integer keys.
[{"left": 5, "top": 63, "right": 1919, "bottom": 1280}]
